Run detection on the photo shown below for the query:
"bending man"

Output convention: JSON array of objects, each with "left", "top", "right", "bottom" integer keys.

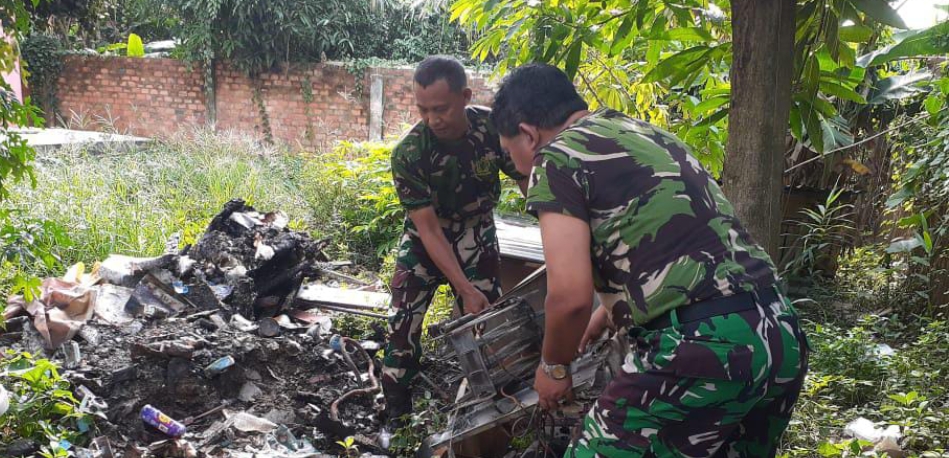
[
  {"left": 492, "top": 64, "right": 808, "bottom": 457},
  {"left": 382, "top": 56, "right": 528, "bottom": 425}
]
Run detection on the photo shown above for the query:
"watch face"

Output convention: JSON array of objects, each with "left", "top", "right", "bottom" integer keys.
[{"left": 551, "top": 365, "right": 568, "bottom": 379}]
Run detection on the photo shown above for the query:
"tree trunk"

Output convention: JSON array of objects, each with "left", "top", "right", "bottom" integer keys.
[{"left": 722, "top": 0, "right": 796, "bottom": 259}]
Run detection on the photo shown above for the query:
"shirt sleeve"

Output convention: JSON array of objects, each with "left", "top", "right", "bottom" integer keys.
[
  {"left": 391, "top": 132, "right": 432, "bottom": 211},
  {"left": 526, "top": 151, "right": 589, "bottom": 222}
]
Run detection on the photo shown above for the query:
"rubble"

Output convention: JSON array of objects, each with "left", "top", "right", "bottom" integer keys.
[
  {"left": 1, "top": 203, "right": 571, "bottom": 457},
  {"left": 1, "top": 200, "right": 397, "bottom": 457}
]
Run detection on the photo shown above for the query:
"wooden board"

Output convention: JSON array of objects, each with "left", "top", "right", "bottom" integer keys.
[{"left": 295, "top": 283, "right": 390, "bottom": 310}]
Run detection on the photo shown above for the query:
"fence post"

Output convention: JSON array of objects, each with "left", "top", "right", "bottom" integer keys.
[{"left": 368, "top": 72, "right": 384, "bottom": 141}]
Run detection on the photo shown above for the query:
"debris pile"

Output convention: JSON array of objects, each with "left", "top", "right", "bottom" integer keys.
[{"left": 2, "top": 200, "right": 393, "bottom": 458}]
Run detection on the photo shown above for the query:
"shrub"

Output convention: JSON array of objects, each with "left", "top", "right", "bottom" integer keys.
[{"left": 0, "top": 351, "right": 89, "bottom": 458}]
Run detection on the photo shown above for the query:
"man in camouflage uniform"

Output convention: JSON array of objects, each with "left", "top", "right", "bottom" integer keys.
[
  {"left": 382, "top": 56, "right": 528, "bottom": 424},
  {"left": 491, "top": 64, "right": 809, "bottom": 457}
]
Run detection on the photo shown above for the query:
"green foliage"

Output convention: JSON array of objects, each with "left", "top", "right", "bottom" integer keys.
[
  {"left": 783, "top": 314, "right": 949, "bottom": 456},
  {"left": 335, "top": 436, "right": 359, "bottom": 457},
  {"left": 0, "top": 209, "right": 70, "bottom": 304},
  {"left": 782, "top": 186, "right": 855, "bottom": 280},
  {"left": 454, "top": 0, "right": 730, "bottom": 168},
  {"left": 0, "top": 351, "right": 89, "bottom": 456},
  {"left": 497, "top": 177, "right": 526, "bottom": 215},
  {"left": 101, "top": 0, "right": 180, "bottom": 45},
  {"left": 387, "top": 11, "right": 471, "bottom": 63},
  {"left": 884, "top": 75, "right": 949, "bottom": 314},
  {"left": 451, "top": 0, "right": 947, "bottom": 174},
  {"left": 389, "top": 393, "right": 448, "bottom": 456},
  {"left": 126, "top": 33, "right": 145, "bottom": 57},
  {"left": 858, "top": 21, "right": 949, "bottom": 68},
  {"left": 4, "top": 131, "right": 313, "bottom": 266},
  {"left": 21, "top": 34, "right": 64, "bottom": 120},
  {"left": 0, "top": 93, "right": 42, "bottom": 201},
  {"left": 806, "top": 319, "right": 889, "bottom": 407},
  {"left": 3, "top": 130, "right": 410, "bottom": 275},
  {"left": 167, "top": 0, "right": 468, "bottom": 78},
  {"left": 1, "top": 1, "right": 49, "bottom": 309},
  {"left": 311, "top": 140, "right": 404, "bottom": 267}
]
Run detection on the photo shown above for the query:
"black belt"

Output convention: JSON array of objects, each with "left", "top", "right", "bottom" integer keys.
[{"left": 643, "top": 287, "right": 779, "bottom": 331}]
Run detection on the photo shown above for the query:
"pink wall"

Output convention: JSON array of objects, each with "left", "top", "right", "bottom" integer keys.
[{"left": 1, "top": 25, "right": 23, "bottom": 102}]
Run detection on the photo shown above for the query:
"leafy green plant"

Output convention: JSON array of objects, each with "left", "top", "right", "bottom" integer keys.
[
  {"left": 0, "top": 351, "right": 89, "bottom": 457},
  {"left": 812, "top": 439, "right": 875, "bottom": 458},
  {"left": 315, "top": 140, "right": 404, "bottom": 266},
  {"left": 1, "top": 0, "right": 51, "bottom": 314},
  {"left": 168, "top": 0, "right": 459, "bottom": 77},
  {"left": 335, "top": 436, "right": 359, "bottom": 457},
  {"left": 806, "top": 319, "right": 889, "bottom": 406},
  {"left": 782, "top": 186, "right": 855, "bottom": 281},
  {"left": 389, "top": 393, "right": 447, "bottom": 457},
  {"left": 0, "top": 209, "right": 70, "bottom": 304},
  {"left": 126, "top": 33, "right": 145, "bottom": 57},
  {"left": 885, "top": 76, "right": 949, "bottom": 315},
  {"left": 783, "top": 313, "right": 949, "bottom": 456},
  {"left": 20, "top": 34, "right": 64, "bottom": 121}
]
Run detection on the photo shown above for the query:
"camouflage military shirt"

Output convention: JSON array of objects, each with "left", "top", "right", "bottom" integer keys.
[
  {"left": 526, "top": 109, "right": 778, "bottom": 328},
  {"left": 391, "top": 106, "right": 526, "bottom": 220}
]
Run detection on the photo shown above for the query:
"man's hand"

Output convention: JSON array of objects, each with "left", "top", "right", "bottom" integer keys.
[
  {"left": 535, "top": 364, "right": 574, "bottom": 411},
  {"left": 460, "top": 287, "right": 491, "bottom": 315},
  {"left": 579, "top": 306, "right": 612, "bottom": 352},
  {"left": 409, "top": 207, "right": 490, "bottom": 313}
]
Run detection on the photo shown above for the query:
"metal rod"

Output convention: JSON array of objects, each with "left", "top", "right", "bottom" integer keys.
[
  {"left": 310, "top": 304, "right": 389, "bottom": 319},
  {"left": 297, "top": 299, "right": 387, "bottom": 312},
  {"left": 319, "top": 269, "right": 370, "bottom": 286}
]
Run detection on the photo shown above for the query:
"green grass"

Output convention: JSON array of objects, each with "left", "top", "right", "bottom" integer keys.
[
  {"left": 10, "top": 131, "right": 305, "bottom": 264},
  {"left": 5, "top": 130, "right": 397, "bottom": 270}
]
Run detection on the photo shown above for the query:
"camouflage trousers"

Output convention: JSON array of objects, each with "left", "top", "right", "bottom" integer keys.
[
  {"left": 569, "top": 287, "right": 809, "bottom": 458},
  {"left": 381, "top": 212, "right": 502, "bottom": 391}
]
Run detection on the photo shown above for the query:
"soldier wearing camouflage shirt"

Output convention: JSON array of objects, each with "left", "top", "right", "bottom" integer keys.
[
  {"left": 492, "top": 64, "right": 808, "bottom": 457},
  {"left": 382, "top": 56, "right": 528, "bottom": 425}
]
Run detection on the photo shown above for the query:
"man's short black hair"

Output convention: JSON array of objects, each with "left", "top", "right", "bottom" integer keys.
[
  {"left": 491, "top": 64, "right": 589, "bottom": 137},
  {"left": 414, "top": 56, "right": 468, "bottom": 93}
]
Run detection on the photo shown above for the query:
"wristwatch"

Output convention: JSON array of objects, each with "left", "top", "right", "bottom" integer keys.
[{"left": 541, "top": 360, "right": 570, "bottom": 380}]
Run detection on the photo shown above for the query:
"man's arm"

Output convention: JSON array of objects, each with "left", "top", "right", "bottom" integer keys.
[
  {"left": 408, "top": 206, "right": 491, "bottom": 314},
  {"left": 534, "top": 210, "right": 595, "bottom": 410},
  {"left": 539, "top": 211, "right": 595, "bottom": 364},
  {"left": 517, "top": 178, "right": 529, "bottom": 197}
]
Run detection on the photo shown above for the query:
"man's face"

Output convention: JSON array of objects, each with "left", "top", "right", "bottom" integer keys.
[
  {"left": 500, "top": 131, "right": 537, "bottom": 177},
  {"left": 415, "top": 79, "right": 472, "bottom": 141}
]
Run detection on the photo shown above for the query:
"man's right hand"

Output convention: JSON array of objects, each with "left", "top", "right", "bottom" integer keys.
[{"left": 459, "top": 287, "right": 491, "bottom": 315}]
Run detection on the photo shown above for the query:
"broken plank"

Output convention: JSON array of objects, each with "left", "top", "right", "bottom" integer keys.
[{"left": 295, "top": 283, "right": 390, "bottom": 311}]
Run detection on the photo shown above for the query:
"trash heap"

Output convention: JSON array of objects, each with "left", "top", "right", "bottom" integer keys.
[{"left": 1, "top": 200, "right": 391, "bottom": 458}]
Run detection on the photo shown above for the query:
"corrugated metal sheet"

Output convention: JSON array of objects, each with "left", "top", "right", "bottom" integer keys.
[{"left": 495, "top": 213, "right": 544, "bottom": 263}]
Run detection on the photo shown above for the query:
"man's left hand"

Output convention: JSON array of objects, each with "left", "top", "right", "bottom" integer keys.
[{"left": 535, "top": 364, "right": 574, "bottom": 411}]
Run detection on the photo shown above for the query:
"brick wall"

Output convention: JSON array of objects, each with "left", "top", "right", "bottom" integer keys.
[
  {"left": 57, "top": 56, "right": 208, "bottom": 136},
  {"left": 373, "top": 66, "right": 495, "bottom": 138},
  {"left": 56, "top": 56, "right": 492, "bottom": 150}
]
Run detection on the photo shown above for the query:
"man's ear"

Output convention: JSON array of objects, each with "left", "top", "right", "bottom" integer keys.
[
  {"left": 462, "top": 87, "right": 473, "bottom": 104},
  {"left": 518, "top": 123, "right": 541, "bottom": 150}
]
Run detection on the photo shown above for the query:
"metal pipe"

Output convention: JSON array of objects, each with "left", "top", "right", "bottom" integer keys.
[{"left": 310, "top": 304, "right": 388, "bottom": 319}]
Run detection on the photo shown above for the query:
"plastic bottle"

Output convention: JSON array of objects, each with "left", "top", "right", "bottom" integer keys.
[{"left": 140, "top": 405, "right": 187, "bottom": 437}]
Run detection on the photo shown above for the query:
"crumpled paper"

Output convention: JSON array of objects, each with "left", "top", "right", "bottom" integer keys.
[{"left": 5, "top": 278, "right": 98, "bottom": 349}]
